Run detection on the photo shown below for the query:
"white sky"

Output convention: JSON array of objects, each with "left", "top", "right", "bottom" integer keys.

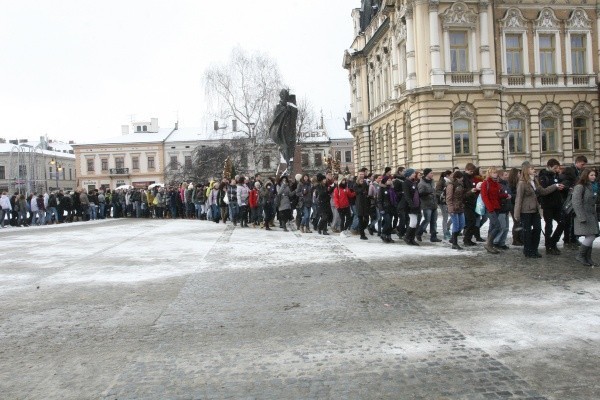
[{"left": 0, "top": 0, "right": 356, "bottom": 143}]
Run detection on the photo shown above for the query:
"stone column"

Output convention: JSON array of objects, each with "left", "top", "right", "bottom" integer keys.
[
  {"left": 479, "top": 1, "right": 495, "bottom": 84},
  {"left": 429, "top": 0, "right": 445, "bottom": 85},
  {"left": 405, "top": 6, "right": 417, "bottom": 90}
]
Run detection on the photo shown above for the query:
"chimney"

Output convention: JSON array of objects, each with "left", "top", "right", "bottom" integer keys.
[
  {"left": 174, "top": 121, "right": 178, "bottom": 130},
  {"left": 68, "top": 140, "right": 75, "bottom": 144},
  {"left": 232, "top": 119, "right": 237, "bottom": 132},
  {"left": 151, "top": 118, "right": 159, "bottom": 132},
  {"left": 121, "top": 125, "right": 129, "bottom": 135},
  {"left": 214, "top": 120, "right": 219, "bottom": 131},
  {"left": 0, "top": 138, "right": 5, "bottom": 144}
]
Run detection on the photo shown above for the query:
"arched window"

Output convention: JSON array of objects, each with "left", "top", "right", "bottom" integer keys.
[
  {"left": 136, "top": 126, "right": 141, "bottom": 132},
  {"left": 508, "top": 119, "right": 525, "bottom": 153},
  {"left": 506, "top": 103, "right": 529, "bottom": 154},
  {"left": 453, "top": 119, "right": 471, "bottom": 155},
  {"left": 539, "top": 103, "right": 561, "bottom": 153},
  {"left": 451, "top": 102, "right": 475, "bottom": 155},
  {"left": 572, "top": 102, "right": 593, "bottom": 151}
]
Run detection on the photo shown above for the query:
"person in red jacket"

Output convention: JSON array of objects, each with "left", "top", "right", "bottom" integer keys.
[
  {"left": 249, "top": 182, "right": 261, "bottom": 228},
  {"left": 481, "top": 166, "right": 511, "bottom": 254},
  {"left": 333, "top": 176, "right": 356, "bottom": 233}
]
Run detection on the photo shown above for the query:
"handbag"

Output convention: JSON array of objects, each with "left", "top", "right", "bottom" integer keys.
[
  {"left": 562, "top": 191, "right": 574, "bottom": 215},
  {"left": 223, "top": 192, "right": 229, "bottom": 205},
  {"left": 475, "top": 193, "right": 486, "bottom": 216}
]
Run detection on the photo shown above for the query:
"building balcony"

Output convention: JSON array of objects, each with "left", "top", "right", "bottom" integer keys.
[
  {"left": 109, "top": 168, "right": 130, "bottom": 175},
  {"left": 445, "top": 72, "right": 479, "bottom": 85}
]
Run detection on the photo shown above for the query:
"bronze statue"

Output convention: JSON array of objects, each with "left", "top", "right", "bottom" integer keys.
[{"left": 269, "top": 89, "right": 298, "bottom": 173}]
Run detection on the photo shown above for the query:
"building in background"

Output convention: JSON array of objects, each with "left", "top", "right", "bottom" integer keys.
[
  {"left": 0, "top": 137, "right": 76, "bottom": 194},
  {"left": 72, "top": 118, "right": 171, "bottom": 191},
  {"left": 343, "top": 0, "right": 600, "bottom": 172}
]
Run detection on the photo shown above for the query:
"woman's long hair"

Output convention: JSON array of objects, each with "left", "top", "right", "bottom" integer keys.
[
  {"left": 507, "top": 168, "right": 520, "bottom": 189},
  {"left": 576, "top": 168, "right": 596, "bottom": 186}
]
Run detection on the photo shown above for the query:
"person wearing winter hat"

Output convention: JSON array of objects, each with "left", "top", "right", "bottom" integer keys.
[{"left": 403, "top": 168, "right": 416, "bottom": 179}]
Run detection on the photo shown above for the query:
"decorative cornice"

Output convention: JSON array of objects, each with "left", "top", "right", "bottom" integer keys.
[
  {"left": 534, "top": 8, "right": 560, "bottom": 31},
  {"left": 500, "top": 8, "right": 528, "bottom": 30},
  {"left": 452, "top": 102, "right": 475, "bottom": 120},
  {"left": 539, "top": 103, "right": 562, "bottom": 119},
  {"left": 441, "top": 2, "right": 477, "bottom": 30},
  {"left": 567, "top": 8, "right": 592, "bottom": 30},
  {"left": 507, "top": 103, "right": 529, "bottom": 120},
  {"left": 572, "top": 102, "right": 593, "bottom": 118}
]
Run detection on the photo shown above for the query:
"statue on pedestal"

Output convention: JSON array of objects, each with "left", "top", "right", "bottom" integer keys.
[{"left": 269, "top": 89, "right": 298, "bottom": 175}]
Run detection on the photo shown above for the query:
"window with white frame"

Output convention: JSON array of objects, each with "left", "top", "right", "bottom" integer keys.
[
  {"left": 505, "top": 34, "right": 523, "bottom": 75},
  {"left": 539, "top": 35, "right": 555, "bottom": 74},
  {"left": 570, "top": 34, "right": 586, "bottom": 74},
  {"left": 566, "top": 8, "right": 592, "bottom": 76},
  {"left": 449, "top": 31, "right": 469, "bottom": 72}
]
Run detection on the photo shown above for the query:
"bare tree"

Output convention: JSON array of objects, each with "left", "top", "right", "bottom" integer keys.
[
  {"left": 204, "top": 47, "right": 283, "bottom": 172},
  {"left": 295, "top": 96, "right": 317, "bottom": 143}
]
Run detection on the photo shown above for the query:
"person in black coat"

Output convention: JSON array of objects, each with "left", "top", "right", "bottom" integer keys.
[
  {"left": 402, "top": 168, "right": 421, "bottom": 246},
  {"left": 315, "top": 173, "right": 333, "bottom": 235},
  {"left": 354, "top": 171, "right": 370, "bottom": 240},
  {"left": 377, "top": 176, "right": 398, "bottom": 243},
  {"left": 538, "top": 158, "right": 567, "bottom": 254}
]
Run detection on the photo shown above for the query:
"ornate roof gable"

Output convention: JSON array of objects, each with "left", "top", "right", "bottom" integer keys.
[
  {"left": 500, "top": 8, "right": 528, "bottom": 31},
  {"left": 567, "top": 8, "right": 592, "bottom": 30},
  {"left": 441, "top": 2, "right": 477, "bottom": 30},
  {"left": 534, "top": 8, "right": 560, "bottom": 31}
]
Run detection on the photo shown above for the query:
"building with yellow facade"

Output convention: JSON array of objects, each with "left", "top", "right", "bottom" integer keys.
[{"left": 343, "top": 0, "right": 600, "bottom": 172}]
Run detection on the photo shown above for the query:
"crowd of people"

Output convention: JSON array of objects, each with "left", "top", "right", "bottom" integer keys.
[{"left": 0, "top": 155, "right": 598, "bottom": 266}]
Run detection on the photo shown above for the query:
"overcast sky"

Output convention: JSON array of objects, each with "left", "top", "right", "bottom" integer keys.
[{"left": 0, "top": 0, "right": 355, "bottom": 143}]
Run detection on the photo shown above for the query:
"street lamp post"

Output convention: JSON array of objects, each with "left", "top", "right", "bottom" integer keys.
[
  {"left": 50, "top": 158, "right": 62, "bottom": 191},
  {"left": 495, "top": 130, "right": 509, "bottom": 170}
]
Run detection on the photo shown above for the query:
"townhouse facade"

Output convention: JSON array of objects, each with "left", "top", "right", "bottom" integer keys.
[
  {"left": 343, "top": 0, "right": 600, "bottom": 172},
  {"left": 0, "top": 138, "right": 76, "bottom": 194}
]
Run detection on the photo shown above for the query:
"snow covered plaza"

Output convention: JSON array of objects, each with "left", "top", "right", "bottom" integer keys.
[{"left": 1, "top": 218, "right": 599, "bottom": 399}]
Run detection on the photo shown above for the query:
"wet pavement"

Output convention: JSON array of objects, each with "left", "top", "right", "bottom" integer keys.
[{"left": 0, "top": 218, "right": 598, "bottom": 399}]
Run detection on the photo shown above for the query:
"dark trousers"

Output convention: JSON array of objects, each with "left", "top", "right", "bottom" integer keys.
[
  {"left": 543, "top": 206, "right": 564, "bottom": 249},
  {"left": 563, "top": 212, "right": 576, "bottom": 243},
  {"left": 338, "top": 207, "right": 351, "bottom": 231},
  {"left": 318, "top": 207, "right": 332, "bottom": 232},
  {"left": 464, "top": 207, "right": 477, "bottom": 239},
  {"left": 358, "top": 215, "right": 368, "bottom": 236},
  {"left": 521, "top": 212, "right": 542, "bottom": 256}
]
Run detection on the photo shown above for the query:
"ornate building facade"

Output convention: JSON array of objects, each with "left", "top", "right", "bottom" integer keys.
[{"left": 343, "top": 0, "right": 600, "bottom": 171}]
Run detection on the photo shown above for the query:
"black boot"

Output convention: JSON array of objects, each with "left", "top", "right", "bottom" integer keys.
[
  {"left": 451, "top": 232, "right": 463, "bottom": 250},
  {"left": 405, "top": 227, "right": 419, "bottom": 246},
  {"left": 463, "top": 227, "right": 477, "bottom": 246}
]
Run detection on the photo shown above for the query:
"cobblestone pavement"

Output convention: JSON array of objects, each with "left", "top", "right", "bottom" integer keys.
[{"left": 0, "top": 219, "right": 598, "bottom": 399}]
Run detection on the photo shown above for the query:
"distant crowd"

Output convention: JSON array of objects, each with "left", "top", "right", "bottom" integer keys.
[{"left": 1, "top": 155, "right": 598, "bottom": 266}]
